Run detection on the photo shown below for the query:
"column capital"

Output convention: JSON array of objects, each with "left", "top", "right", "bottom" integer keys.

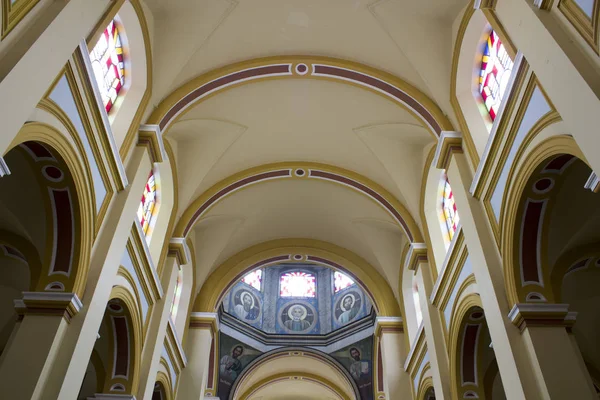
[
  {"left": 404, "top": 242, "right": 428, "bottom": 271},
  {"left": 189, "top": 312, "right": 219, "bottom": 335},
  {"left": 0, "top": 156, "right": 10, "bottom": 177},
  {"left": 138, "top": 124, "right": 166, "bottom": 164},
  {"left": 434, "top": 131, "right": 463, "bottom": 170},
  {"left": 375, "top": 316, "right": 403, "bottom": 337},
  {"left": 14, "top": 292, "right": 82, "bottom": 322},
  {"left": 168, "top": 237, "right": 191, "bottom": 266},
  {"left": 508, "top": 303, "right": 576, "bottom": 332},
  {"left": 584, "top": 172, "right": 600, "bottom": 192}
]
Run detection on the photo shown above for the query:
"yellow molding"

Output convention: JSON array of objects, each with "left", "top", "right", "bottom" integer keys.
[
  {"left": 500, "top": 135, "right": 586, "bottom": 306},
  {"left": 193, "top": 239, "right": 402, "bottom": 317},
  {"left": 448, "top": 293, "right": 484, "bottom": 399},
  {"left": 155, "top": 369, "right": 174, "bottom": 400},
  {"left": 148, "top": 55, "right": 453, "bottom": 138},
  {"left": 155, "top": 140, "right": 179, "bottom": 277},
  {"left": 174, "top": 161, "right": 423, "bottom": 243},
  {"left": 435, "top": 133, "right": 464, "bottom": 170},
  {"left": 419, "top": 146, "right": 439, "bottom": 281},
  {"left": 1, "top": 0, "right": 40, "bottom": 39},
  {"left": 374, "top": 319, "right": 404, "bottom": 338},
  {"left": 416, "top": 374, "right": 434, "bottom": 400},
  {"left": 127, "top": 226, "right": 162, "bottom": 301},
  {"left": 237, "top": 371, "right": 352, "bottom": 400},
  {"left": 188, "top": 313, "right": 219, "bottom": 335},
  {"left": 138, "top": 127, "right": 164, "bottom": 164},
  {"left": 430, "top": 230, "right": 467, "bottom": 308},
  {"left": 405, "top": 329, "right": 428, "bottom": 377},
  {"left": 559, "top": 0, "right": 600, "bottom": 55},
  {"left": 8, "top": 122, "right": 95, "bottom": 299}
]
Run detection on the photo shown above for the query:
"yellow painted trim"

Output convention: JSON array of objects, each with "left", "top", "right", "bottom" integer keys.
[
  {"left": 193, "top": 239, "right": 401, "bottom": 317},
  {"left": 237, "top": 371, "right": 351, "bottom": 400},
  {"left": 416, "top": 375, "right": 434, "bottom": 400},
  {"left": 419, "top": 145, "right": 439, "bottom": 282},
  {"left": 155, "top": 140, "right": 179, "bottom": 277},
  {"left": 175, "top": 161, "right": 423, "bottom": 243},
  {"left": 148, "top": 55, "right": 453, "bottom": 138},
  {"left": 448, "top": 293, "right": 484, "bottom": 400},
  {"left": 500, "top": 135, "right": 586, "bottom": 306},
  {"left": 155, "top": 369, "right": 174, "bottom": 400},
  {"left": 1, "top": 0, "right": 40, "bottom": 38},
  {"left": 107, "top": 285, "right": 144, "bottom": 394},
  {"left": 559, "top": 0, "right": 600, "bottom": 55},
  {"left": 6, "top": 122, "right": 94, "bottom": 298}
]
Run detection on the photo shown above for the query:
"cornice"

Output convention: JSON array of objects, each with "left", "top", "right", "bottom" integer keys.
[
  {"left": 508, "top": 303, "right": 575, "bottom": 332},
  {"left": 14, "top": 292, "right": 82, "bottom": 322},
  {"left": 585, "top": 172, "right": 600, "bottom": 192},
  {"left": 168, "top": 237, "right": 190, "bottom": 266},
  {"left": 189, "top": 312, "right": 219, "bottom": 334},
  {"left": 405, "top": 243, "right": 428, "bottom": 271},
  {"left": 138, "top": 124, "right": 165, "bottom": 164},
  {"left": 434, "top": 131, "right": 463, "bottom": 170}
]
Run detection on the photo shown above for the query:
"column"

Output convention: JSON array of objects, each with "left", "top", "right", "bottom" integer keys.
[
  {"left": 177, "top": 313, "right": 218, "bottom": 400},
  {"left": 433, "top": 132, "right": 538, "bottom": 399},
  {"left": 488, "top": 0, "right": 600, "bottom": 174},
  {"left": 0, "top": 0, "right": 112, "bottom": 157},
  {"left": 375, "top": 318, "right": 411, "bottom": 400},
  {"left": 0, "top": 293, "right": 81, "bottom": 400},
  {"left": 408, "top": 251, "right": 452, "bottom": 400},
  {"left": 509, "top": 304, "right": 597, "bottom": 399},
  {"left": 41, "top": 137, "right": 160, "bottom": 399},
  {"left": 137, "top": 239, "right": 190, "bottom": 400}
]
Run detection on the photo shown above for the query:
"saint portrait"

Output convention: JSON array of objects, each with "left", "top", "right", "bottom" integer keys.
[
  {"left": 331, "top": 336, "right": 374, "bottom": 400},
  {"left": 219, "top": 345, "right": 244, "bottom": 381},
  {"left": 334, "top": 291, "right": 362, "bottom": 325},
  {"left": 279, "top": 302, "right": 316, "bottom": 333},
  {"left": 231, "top": 289, "right": 260, "bottom": 322}
]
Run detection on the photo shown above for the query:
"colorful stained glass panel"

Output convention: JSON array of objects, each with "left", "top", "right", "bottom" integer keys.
[
  {"left": 137, "top": 171, "right": 157, "bottom": 236},
  {"left": 479, "top": 30, "right": 514, "bottom": 121},
  {"left": 90, "top": 20, "right": 125, "bottom": 113},
  {"left": 280, "top": 272, "right": 316, "bottom": 297},
  {"left": 441, "top": 173, "right": 460, "bottom": 242},
  {"left": 333, "top": 271, "right": 354, "bottom": 293},
  {"left": 242, "top": 269, "right": 262, "bottom": 291}
]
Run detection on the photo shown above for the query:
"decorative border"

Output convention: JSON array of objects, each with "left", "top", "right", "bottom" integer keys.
[
  {"left": 175, "top": 163, "right": 422, "bottom": 243},
  {"left": 1, "top": 0, "right": 40, "bottom": 38},
  {"left": 148, "top": 56, "right": 452, "bottom": 140}
]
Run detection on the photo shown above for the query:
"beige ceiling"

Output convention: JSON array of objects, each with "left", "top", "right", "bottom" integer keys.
[
  {"left": 146, "top": 0, "right": 468, "bottom": 304},
  {"left": 143, "top": 0, "right": 469, "bottom": 115}
]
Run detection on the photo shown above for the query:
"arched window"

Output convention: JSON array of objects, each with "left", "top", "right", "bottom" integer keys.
[
  {"left": 242, "top": 269, "right": 262, "bottom": 291},
  {"left": 441, "top": 173, "right": 460, "bottom": 242},
  {"left": 169, "top": 266, "right": 183, "bottom": 322},
  {"left": 280, "top": 272, "right": 316, "bottom": 297},
  {"left": 413, "top": 284, "right": 423, "bottom": 327},
  {"left": 479, "top": 29, "right": 514, "bottom": 121},
  {"left": 137, "top": 171, "right": 157, "bottom": 237},
  {"left": 333, "top": 271, "right": 354, "bottom": 293},
  {"left": 90, "top": 19, "right": 125, "bottom": 113}
]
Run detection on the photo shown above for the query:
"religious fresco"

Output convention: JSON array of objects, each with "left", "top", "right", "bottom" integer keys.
[
  {"left": 223, "top": 263, "right": 372, "bottom": 334},
  {"left": 333, "top": 288, "right": 364, "bottom": 328},
  {"left": 227, "top": 281, "right": 263, "bottom": 329},
  {"left": 331, "top": 336, "right": 374, "bottom": 400},
  {"left": 276, "top": 300, "right": 318, "bottom": 334},
  {"left": 217, "top": 333, "right": 262, "bottom": 400}
]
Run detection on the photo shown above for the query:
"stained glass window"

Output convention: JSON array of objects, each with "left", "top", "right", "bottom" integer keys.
[
  {"left": 333, "top": 271, "right": 354, "bottom": 293},
  {"left": 413, "top": 287, "right": 423, "bottom": 327},
  {"left": 170, "top": 266, "right": 183, "bottom": 322},
  {"left": 90, "top": 19, "right": 125, "bottom": 113},
  {"left": 242, "top": 269, "right": 262, "bottom": 291},
  {"left": 479, "top": 30, "right": 514, "bottom": 121},
  {"left": 280, "top": 272, "right": 316, "bottom": 297},
  {"left": 441, "top": 173, "right": 459, "bottom": 242},
  {"left": 137, "top": 171, "right": 157, "bottom": 236}
]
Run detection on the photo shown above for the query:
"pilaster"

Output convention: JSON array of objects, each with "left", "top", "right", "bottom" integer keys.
[
  {"left": 375, "top": 317, "right": 410, "bottom": 400},
  {"left": 434, "top": 132, "right": 539, "bottom": 399}
]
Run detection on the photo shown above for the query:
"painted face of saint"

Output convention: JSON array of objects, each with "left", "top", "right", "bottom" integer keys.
[
  {"left": 350, "top": 348, "right": 360, "bottom": 361},
  {"left": 291, "top": 306, "right": 304, "bottom": 320},
  {"left": 232, "top": 346, "right": 244, "bottom": 358},
  {"left": 343, "top": 296, "right": 353, "bottom": 310},
  {"left": 242, "top": 293, "right": 252, "bottom": 310}
]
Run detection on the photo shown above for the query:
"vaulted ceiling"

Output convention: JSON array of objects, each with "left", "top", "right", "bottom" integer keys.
[{"left": 140, "top": 0, "right": 469, "bottom": 302}]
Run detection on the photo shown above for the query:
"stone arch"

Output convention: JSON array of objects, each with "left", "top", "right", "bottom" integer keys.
[
  {"left": 449, "top": 294, "right": 505, "bottom": 399},
  {"left": 230, "top": 347, "right": 359, "bottom": 400},
  {"left": 174, "top": 162, "right": 423, "bottom": 244},
  {"left": 501, "top": 135, "right": 589, "bottom": 305},
  {"left": 5, "top": 122, "right": 95, "bottom": 298},
  {"left": 148, "top": 56, "right": 453, "bottom": 139},
  {"left": 193, "top": 239, "right": 401, "bottom": 318}
]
